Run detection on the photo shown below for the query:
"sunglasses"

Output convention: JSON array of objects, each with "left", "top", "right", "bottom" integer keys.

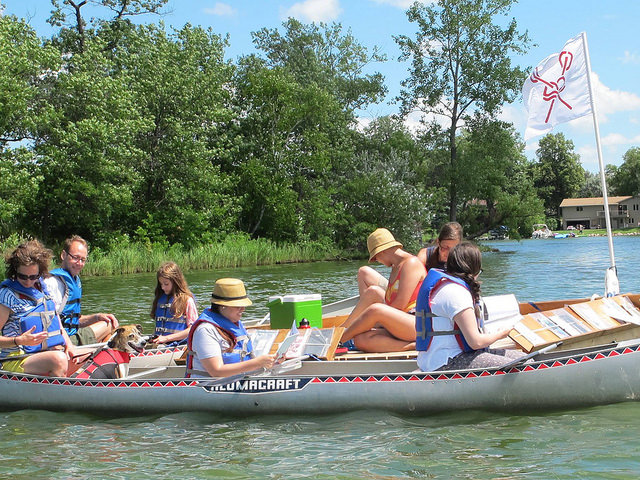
[{"left": 16, "top": 273, "right": 39, "bottom": 281}]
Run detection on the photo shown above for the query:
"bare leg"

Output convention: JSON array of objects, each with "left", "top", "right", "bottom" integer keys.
[
  {"left": 340, "top": 284, "right": 386, "bottom": 329},
  {"left": 23, "top": 350, "right": 68, "bottom": 377},
  {"left": 353, "top": 330, "right": 416, "bottom": 353},
  {"left": 341, "top": 303, "right": 416, "bottom": 343},
  {"left": 357, "top": 266, "right": 388, "bottom": 295}
]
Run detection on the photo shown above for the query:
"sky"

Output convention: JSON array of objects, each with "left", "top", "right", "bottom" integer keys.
[{"left": 3, "top": 0, "right": 640, "bottom": 172}]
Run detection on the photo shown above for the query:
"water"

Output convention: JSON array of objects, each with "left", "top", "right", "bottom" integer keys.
[{"left": 2, "top": 236, "right": 640, "bottom": 479}]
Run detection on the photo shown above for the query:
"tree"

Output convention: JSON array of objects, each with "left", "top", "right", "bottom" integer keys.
[
  {"left": 29, "top": 32, "right": 146, "bottom": 243},
  {"left": 533, "top": 133, "right": 584, "bottom": 219},
  {"left": 609, "top": 147, "right": 640, "bottom": 196},
  {"left": 579, "top": 170, "right": 602, "bottom": 198},
  {"left": 0, "top": 15, "right": 60, "bottom": 237},
  {"left": 455, "top": 117, "right": 544, "bottom": 238},
  {"left": 251, "top": 18, "right": 387, "bottom": 111},
  {"left": 333, "top": 116, "right": 440, "bottom": 251},
  {"left": 47, "top": 0, "right": 168, "bottom": 53},
  {"left": 232, "top": 19, "right": 387, "bottom": 244},
  {"left": 395, "top": 0, "right": 530, "bottom": 221},
  {"left": 112, "top": 23, "right": 240, "bottom": 246}
]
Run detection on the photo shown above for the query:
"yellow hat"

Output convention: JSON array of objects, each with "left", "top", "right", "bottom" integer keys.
[
  {"left": 367, "top": 228, "right": 402, "bottom": 262},
  {"left": 211, "top": 278, "right": 253, "bottom": 307}
]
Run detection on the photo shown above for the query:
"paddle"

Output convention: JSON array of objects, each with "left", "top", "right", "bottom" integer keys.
[{"left": 500, "top": 341, "right": 563, "bottom": 370}]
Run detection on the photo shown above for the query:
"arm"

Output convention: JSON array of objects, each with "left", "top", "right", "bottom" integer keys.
[
  {"left": 454, "top": 308, "right": 510, "bottom": 350},
  {"left": 192, "top": 322, "right": 275, "bottom": 377},
  {"left": 153, "top": 328, "right": 189, "bottom": 345},
  {"left": 79, "top": 312, "right": 119, "bottom": 330},
  {"left": 387, "top": 256, "right": 425, "bottom": 311},
  {"left": 199, "top": 354, "right": 275, "bottom": 378},
  {"left": 0, "top": 305, "right": 49, "bottom": 349},
  {"left": 59, "top": 325, "right": 86, "bottom": 363}
]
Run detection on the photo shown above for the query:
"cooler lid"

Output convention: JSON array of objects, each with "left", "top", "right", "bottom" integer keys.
[{"left": 282, "top": 294, "right": 321, "bottom": 302}]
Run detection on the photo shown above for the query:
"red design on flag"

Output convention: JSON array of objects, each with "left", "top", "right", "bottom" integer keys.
[
  {"left": 529, "top": 51, "right": 574, "bottom": 122},
  {"left": 522, "top": 33, "right": 593, "bottom": 140}
]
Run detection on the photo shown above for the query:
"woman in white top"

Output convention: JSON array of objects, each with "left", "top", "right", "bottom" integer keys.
[{"left": 415, "top": 242, "right": 519, "bottom": 372}]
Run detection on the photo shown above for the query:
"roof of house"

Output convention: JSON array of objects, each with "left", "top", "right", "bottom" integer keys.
[{"left": 560, "top": 196, "right": 634, "bottom": 207}]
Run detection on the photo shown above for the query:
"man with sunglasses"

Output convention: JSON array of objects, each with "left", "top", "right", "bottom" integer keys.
[{"left": 44, "top": 236, "right": 119, "bottom": 346}]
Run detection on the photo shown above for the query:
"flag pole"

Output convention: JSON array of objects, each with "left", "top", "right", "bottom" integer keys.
[{"left": 581, "top": 32, "right": 618, "bottom": 295}]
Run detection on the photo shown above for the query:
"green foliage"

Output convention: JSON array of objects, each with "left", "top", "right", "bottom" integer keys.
[
  {"left": 29, "top": 33, "right": 145, "bottom": 242},
  {"left": 579, "top": 170, "right": 603, "bottom": 197},
  {"left": 396, "top": 0, "right": 530, "bottom": 221},
  {"left": 79, "top": 235, "right": 340, "bottom": 276},
  {"left": 0, "top": 14, "right": 59, "bottom": 142},
  {"left": 334, "top": 118, "right": 438, "bottom": 252},
  {"left": 533, "top": 133, "right": 584, "bottom": 219},
  {"left": 252, "top": 18, "right": 387, "bottom": 110},
  {"left": 455, "top": 118, "right": 544, "bottom": 238},
  {"left": 0, "top": 149, "right": 42, "bottom": 237},
  {"left": 233, "top": 19, "right": 386, "bottom": 245},
  {"left": 111, "top": 23, "right": 240, "bottom": 247},
  {"left": 609, "top": 147, "right": 640, "bottom": 195}
]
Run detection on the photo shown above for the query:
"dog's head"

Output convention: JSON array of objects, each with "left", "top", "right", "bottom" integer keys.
[{"left": 107, "top": 324, "right": 147, "bottom": 354}]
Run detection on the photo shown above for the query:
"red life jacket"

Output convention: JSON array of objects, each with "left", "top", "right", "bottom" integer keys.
[{"left": 71, "top": 348, "right": 131, "bottom": 379}]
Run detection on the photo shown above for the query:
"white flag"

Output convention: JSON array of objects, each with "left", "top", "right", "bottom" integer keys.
[{"left": 522, "top": 33, "right": 593, "bottom": 140}]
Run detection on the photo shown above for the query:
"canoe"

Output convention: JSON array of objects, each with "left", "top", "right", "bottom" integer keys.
[
  {"left": 2, "top": 337, "right": 640, "bottom": 415},
  {"left": 129, "top": 345, "right": 185, "bottom": 368},
  {"left": 4, "top": 294, "right": 640, "bottom": 416}
]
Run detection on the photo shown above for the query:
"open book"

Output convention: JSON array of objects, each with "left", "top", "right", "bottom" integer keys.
[{"left": 481, "top": 294, "right": 523, "bottom": 334}]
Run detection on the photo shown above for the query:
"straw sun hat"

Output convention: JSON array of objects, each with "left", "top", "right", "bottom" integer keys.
[
  {"left": 367, "top": 228, "right": 403, "bottom": 262},
  {"left": 211, "top": 278, "right": 253, "bottom": 307}
]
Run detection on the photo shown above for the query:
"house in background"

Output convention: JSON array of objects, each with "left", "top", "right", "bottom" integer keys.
[{"left": 560, "top": 196, "right": 640, "bottom": 229}]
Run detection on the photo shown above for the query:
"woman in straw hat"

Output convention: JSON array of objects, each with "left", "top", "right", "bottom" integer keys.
[
  {"left": 185, "top": 278, "right": 275, "bottom": 378},
  {"left": 339, "top": 228, "right": 427, "bottom": 352}
]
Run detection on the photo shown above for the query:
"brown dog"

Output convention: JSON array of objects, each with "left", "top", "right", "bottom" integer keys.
[{"left": 72, "top": 324, "right": 147, "bottom": 379}]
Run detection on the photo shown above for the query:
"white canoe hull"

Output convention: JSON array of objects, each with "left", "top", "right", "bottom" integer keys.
[
  {"left": 2, "top": 340, "right": 640, "bottom": 415},
  {"left": 129, "top": 346, "right": 185, "bottom": 368}
]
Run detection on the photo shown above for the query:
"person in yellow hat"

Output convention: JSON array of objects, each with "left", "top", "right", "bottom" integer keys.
[
  {"left": 185, "top": 278, "right": 275, "bottom": 378},
  {"left": 339, "top": 228, "right": 426, "bottom": 352}
]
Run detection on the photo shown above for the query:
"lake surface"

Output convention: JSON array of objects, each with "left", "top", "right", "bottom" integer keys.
[{"left": 2, "top": 235, "right": 640, "bottom": 479}]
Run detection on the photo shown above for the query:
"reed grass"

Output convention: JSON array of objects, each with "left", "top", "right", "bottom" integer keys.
[
  {"left": 81, "top": 237, "right": 343, "bottom": 276},
  {"left": 0, "top": 233, "right": 355, "bottom": 277}
]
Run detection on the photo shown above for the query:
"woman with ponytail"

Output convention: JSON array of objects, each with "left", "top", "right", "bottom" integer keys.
[{"left": 414, "top": 242, "right": 519, "bottom": 372}]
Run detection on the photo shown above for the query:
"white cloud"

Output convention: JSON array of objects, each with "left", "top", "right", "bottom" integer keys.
[
  {"left": 283, "top": 0, "right": 342, "bottom": 22},
  {"left": 203, "top": 3, "right": 236, "bottom": 16},
  {"left": 576, "top": 134, "right": 640, "bottom": 172},
  {"left": 577, "top": 144, "right": 598, "bottom": 170},
  {"left": 620, "top": 51, "right": 640, "bottom": 64},
  {"left": 594, "top": 72, "right": 640, "bottom": 117},
  {"left": 354, "top": 116, "right": 373, "bottom": 132},
  {"left": 601, "top": 132, "right": 640, "bottom": 147},
  {"left": 498, "top": 103, "right": 527, "bottom": 133}
]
